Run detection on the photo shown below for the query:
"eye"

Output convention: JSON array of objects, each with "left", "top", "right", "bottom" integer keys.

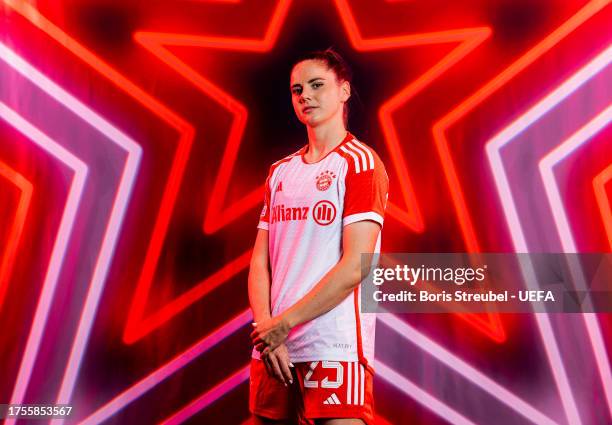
[
  {"left": 292, "top": 87, "right": 302, "bottom": 95},
  {"left": 312, "top": 82, "right": 323, "bottom": 89}
]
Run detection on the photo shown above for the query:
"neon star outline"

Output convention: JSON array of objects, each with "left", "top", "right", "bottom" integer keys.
[
  {"left": 486, "top": 45, "right": 612, "bottom": 425},
  {"left": 130, "top": 0, "right": 503, "bottom": 344},
  {"left": 0, "top": 41, "right": 144, "bottom": 422},
  {"left": 0, "top": 100, "right": 88, "bottom": 418},
  {"left": 539, "top": 104, "right": 612, "bottom": 419},
  {"left": 3, "top": 1, "right": 604, "bottom": 422},
  {"left": 1, "top": 0, "right": 198, "bottom": 413},
  {"left": 0, "top": 160, "right": 32, "bottom": 312},
  {"left": 593, "top": 164, "right": 612, "bottom": 248},
  {"left": 432, "top": 0, "right": 610, "bottom": 252}
]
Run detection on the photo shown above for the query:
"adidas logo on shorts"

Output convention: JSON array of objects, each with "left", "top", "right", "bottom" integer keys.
[{"left": 323, "top": 393, "right": 341, "bottom": 405}]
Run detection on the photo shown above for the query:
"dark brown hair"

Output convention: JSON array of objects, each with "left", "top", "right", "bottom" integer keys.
[{"left": 291, "top": 48, "right": 353, "bottom": 127}]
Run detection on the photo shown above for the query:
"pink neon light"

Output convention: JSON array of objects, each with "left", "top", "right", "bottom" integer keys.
[
  {"left": 539, "top": 105, "right": 612, "bottom": 252},
  {"left": 1, "top": 3, "right": 195, "bottom": 422},
  {"left": 80, "top": 306, "right": 476, "bottom": 425},
  {"left": 429, "top": 0, "right": 609, "bottom": 344},
  {"left": 0, "top": 102, "right": 88, "bottom": 418},
  {"left": 379, "top": 315, "right": 556, "bottom": 425},
  {"left": 376, "top": 361, "right": 477, "bottom": 425},
  {"left": 0, "top": 42, "right": 143, "bottom": 416},
  {"left": 486, "top": 46, "right": 611, "bottom": 252},
  {"left": 161, "top": 366, "right": 250, "bottom": 425},
  {"left": 132, "top": 0, "right": 502, "bottom": 345},
  {"left": 163, "top": 361, "right": 479, "bottom": 425},
  {"left": 539, "top": 104, "right": 612, "bottom": 419},
  {"left": 432, "top": 0, "right": 608, "bottom": 253},
  {"left": 3, "top": 0, "right": 195, "bottom": 351},
  {"left": 540, "top": 105, "right": 612, "bottom": 250},
  {"left": 486, "top": 45, "right": 612, "bottom": 425},
  {"left": 79, "top": 309, "right": 252, "bottom": 424}
]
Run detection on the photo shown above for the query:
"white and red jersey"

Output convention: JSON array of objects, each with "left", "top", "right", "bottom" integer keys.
[{"left": 253, "top": 131, "right": 389, "bottom": 366}]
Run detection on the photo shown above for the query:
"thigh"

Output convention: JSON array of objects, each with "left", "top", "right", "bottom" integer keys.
[{"left": 294, "top": 361, "right": 374, "bottom": 425}]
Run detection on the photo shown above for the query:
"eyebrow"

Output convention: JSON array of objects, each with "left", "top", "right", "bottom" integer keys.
[{"left": 291, "top": 78, "right": 325, "bottom": 89}]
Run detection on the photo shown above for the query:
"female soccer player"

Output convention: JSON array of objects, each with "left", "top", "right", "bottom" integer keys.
[{"left": 248, "top": 48, "right": 389, "bottom": 425}]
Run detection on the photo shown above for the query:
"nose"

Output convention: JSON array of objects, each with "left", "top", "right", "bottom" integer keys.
[{"left": 299, "top": 88, "right": 312, "bottom": 104}]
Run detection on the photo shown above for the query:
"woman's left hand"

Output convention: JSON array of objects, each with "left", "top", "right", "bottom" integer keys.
[{"left": 250, "top": 315, "right": 291, "bottom": 354}]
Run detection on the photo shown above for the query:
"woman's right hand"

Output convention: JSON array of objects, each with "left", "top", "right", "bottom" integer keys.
[{"left": 262, "top": 343, "right": 294, "bottom": 386}]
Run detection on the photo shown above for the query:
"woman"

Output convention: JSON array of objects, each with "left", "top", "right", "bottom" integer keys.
[{"left": 248, "top": 48, "right": 388, "bottom": 425}]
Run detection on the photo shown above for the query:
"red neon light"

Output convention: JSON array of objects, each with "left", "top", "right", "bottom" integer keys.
[
  {"left": 335, "top": 0, "right": 506, "bottom": 343},
  {"left": 126, "top": 250, "right": 251, "bottom": 342},
  {"left": 432, "top": 0, "right": 610, "bottom": 253},
  {"left": 132, "top": 0, "right": 509, "bottom": 342},
  {"left": 5, "top": 0, "right": 505, "bottom": 344},
  {"left": 0, "top": 160, "right": 32, "bottom": 312},
  {"left": 135, "top": 1, "right": 492, "bottom": 235},
  {"left": 159, "top": 365, "right": 250, "bottom": 424},
  {"left": 1, "top": 0, "right": 203, "bottom": 345},
  {"left": 593, "top": 164, "right": 612, "bottom": 250},
  {"left": 428, "top": 0, "right": 610, "bottom": 342},
  {"left": 9, "top": 1, "right": 609, "bottom": 421}
]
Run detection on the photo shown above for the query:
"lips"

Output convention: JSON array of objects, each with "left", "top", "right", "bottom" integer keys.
[{"left": 303, "top": 106, "right": 317, "bottom": 113}]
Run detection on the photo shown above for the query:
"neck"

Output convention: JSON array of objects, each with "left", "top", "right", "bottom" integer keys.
[{"left": 305, "top": 121, "right": 347, "bottom": 162}]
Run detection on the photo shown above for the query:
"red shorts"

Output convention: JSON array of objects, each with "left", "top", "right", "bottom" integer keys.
[{"left": 249, "top": 358, "right": 374, "bottom": 425}]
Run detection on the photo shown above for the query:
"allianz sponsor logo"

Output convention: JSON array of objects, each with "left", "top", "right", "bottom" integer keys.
[
  {"left": 271, "top": 204, "right": 309, "bottom": 223},
  {"left": 270, "top": 201, "right": 337, "bottom": 225}
]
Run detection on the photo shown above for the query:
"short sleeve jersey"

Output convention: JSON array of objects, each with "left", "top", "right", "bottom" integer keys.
[{"left": 254, "top": 132, "right": 389, "bottom": 365}]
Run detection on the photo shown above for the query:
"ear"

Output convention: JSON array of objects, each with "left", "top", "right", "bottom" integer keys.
[{"left": 341, "top": 80, "right": 351, "bottom": 103}]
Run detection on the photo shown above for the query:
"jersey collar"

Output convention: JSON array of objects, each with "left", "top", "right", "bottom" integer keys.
[{"left": 300, "top": 131, "right": 354, "bottom": 164}]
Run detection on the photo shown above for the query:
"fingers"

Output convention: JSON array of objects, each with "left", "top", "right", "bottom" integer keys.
[
  {"left": 250, "top": 329, "right": 266, "bottom": 347},
  {"left": 262, "top": 355, "right": 274, "bottom": 377},
  {"left": 266, "top": 353, "right": 286, "bottom": 386},
  {"left": 254, "top": 340, "right": 275, "bottom": 353},
  {"left": 279, "top": 357, "right": 293, "bottom": 385}
]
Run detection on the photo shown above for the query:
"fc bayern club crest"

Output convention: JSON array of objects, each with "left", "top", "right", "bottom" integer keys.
[{"left": 316, "top": 170, "right": 336, "bottom": 191}]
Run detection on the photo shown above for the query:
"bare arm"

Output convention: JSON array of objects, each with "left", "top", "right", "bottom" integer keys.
[
  {"left": 248, "top": 229, "right": 294, "bottom": 385},
  {"left": 251, "top": 220, "right": 381, "bottom": 352},
  {"left": 283, "top": 220, "right": 380, "bottom": 328},
  {"left": 248, "top": 229, "right": 272, "bottom": 323}
]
